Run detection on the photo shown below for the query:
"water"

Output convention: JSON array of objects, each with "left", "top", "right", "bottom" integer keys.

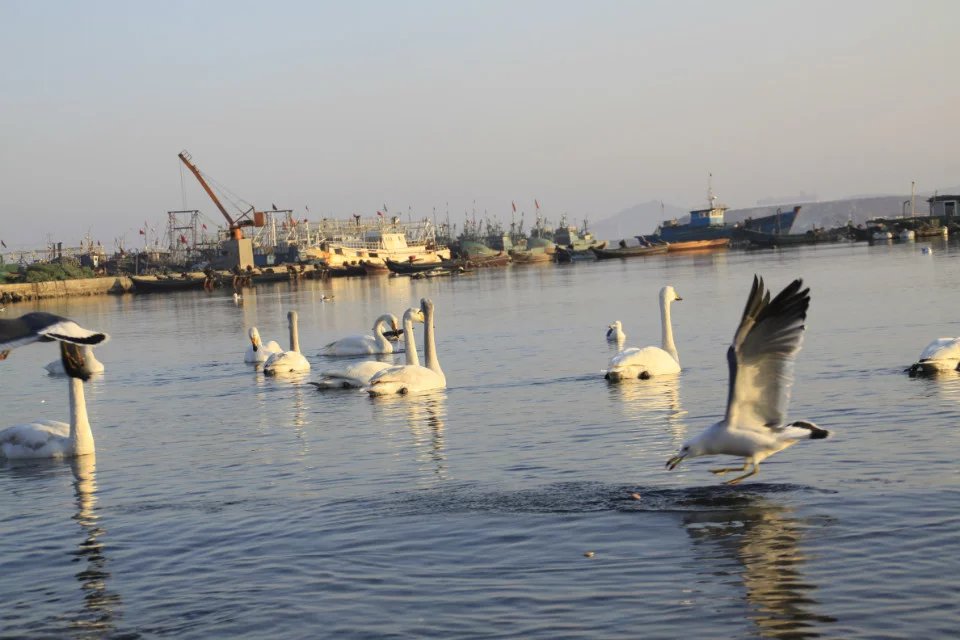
[{"left": 2, "top": 240, "right": 960, "bottom": 639}]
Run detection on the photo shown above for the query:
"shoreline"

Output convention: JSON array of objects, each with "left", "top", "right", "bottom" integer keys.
[{"left": 0, "top": 276, "right": 135, "bottom": 304}]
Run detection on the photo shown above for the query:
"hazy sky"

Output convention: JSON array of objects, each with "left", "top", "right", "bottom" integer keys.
[{"left": 1, "top": 0, "right": 957, "bottom": 249}]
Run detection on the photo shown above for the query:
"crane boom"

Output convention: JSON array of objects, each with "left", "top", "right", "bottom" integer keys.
[{"left": 178, "top": 150, "right": 241, "bottom": 230}]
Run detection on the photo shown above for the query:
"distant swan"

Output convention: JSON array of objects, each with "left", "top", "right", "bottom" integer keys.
[
  {"left": 321, "top": 313, "right": 401, "bottom": 356},
  {"left": 45, "top": 345, "right": 105, "bottom": 376},
  {"left": 264, "top": 311, "right": 311, "bottom": 375},
  {"left": 907, "top": 337, "right": 960, "bottom": 376},
  {"left": 311, "top": 307, "right": 424, "bottom": 389},
  {"left": 367, "top": 298, "right": 445, "bottom": 396},
  {"left": 244, "top": 327, "right": 283, "bottom": 364},
  {"left": 606, "top": 320, "right": 626, "bottom": 343},
  {"left": 606, "top": 286, "right": 682, "bottom": 381},
  {"left": 1, "top": 342, "right": 101, "bottom": 459}
]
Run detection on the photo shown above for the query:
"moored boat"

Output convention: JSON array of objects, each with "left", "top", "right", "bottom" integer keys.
[
  {"left": 662, "top": 237, "right": 730, "bottom": 252},
  {"left": 590, "top": 242, "right": 669, "bottom": 260}
]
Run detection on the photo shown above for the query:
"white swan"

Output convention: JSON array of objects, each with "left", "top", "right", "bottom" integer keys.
[
  {"left": 606, "top": 320, "right": 626, "bottom": 343},
  {"left": 1, "top": 342, "right": 99, "bottom": 459},
  {"left": 311, "top": 307, "right": 425, "bottom": 389},
  {"left": 321, "top": 313, "right": 401, "bottom": 356},
  {"left": 244, "top": 327, "right": 283, "bottom": 364},
  {"left": 666, "top": 276, "right": 828, "bottom": 485},
  {"left": 606, "top": 286, "right": 682, "bottom": 381},
  {"left": 264, "top": 311, "right": 311, "bottom": 375},
  {"left": 368, "top": 298, "right": 445, "bottom": 396},
  {"left": 907, "top": 337, "right": 960, "bottom": 376},
  {"left": 44, "top": 345, "right": 105, "bottom": 376}
]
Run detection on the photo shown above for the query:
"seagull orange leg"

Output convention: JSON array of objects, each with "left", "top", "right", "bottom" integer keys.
[
  {"left": 710, "top": 462, "right": 749, "bottom": 476},
  {"left": 725, "top": 462, "right": 760, "bottom": 485}
]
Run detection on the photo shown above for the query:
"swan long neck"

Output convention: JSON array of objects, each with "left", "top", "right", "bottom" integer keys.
[
  {"left": 288, "top": 311, "right": 300, "bottom": 353},
  {"left": 402, "top": 310, "right": 420, "bottom": 367},
  {"left": 373, "top": 314, "right": 394, "bottom": 350},
  {"left": 69, "top": 377, "right": 95, "bottom": 456},
  {"left": 422, "top": 302, "right": 444, "bottom": 381},
  {"left": 660, "top": 296, "right": 679, "bottom": 364}
]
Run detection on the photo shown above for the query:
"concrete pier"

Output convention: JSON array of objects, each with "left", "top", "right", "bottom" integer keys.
[{"left": 0, "top": 276, "right": 134, "bottom": 304}]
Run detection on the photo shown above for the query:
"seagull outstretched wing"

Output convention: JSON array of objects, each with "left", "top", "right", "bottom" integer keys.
[
  {"left": 0, "top": 312, "right": 109, "bottom": 352},
  {"left": 724, "top": 276, "right": 810, "bottom": 430}
]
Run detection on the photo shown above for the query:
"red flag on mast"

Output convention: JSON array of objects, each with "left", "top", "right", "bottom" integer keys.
[
  {"left": 511, "top": 201, "right": 517, "bottom": 213},
  {"left": 535, "top": 199, "right": 540, "bottom": 210}
]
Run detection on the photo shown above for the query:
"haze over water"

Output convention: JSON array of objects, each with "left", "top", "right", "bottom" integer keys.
[{"left": 2, "top": 241, "right": 960, "bottom": 638}]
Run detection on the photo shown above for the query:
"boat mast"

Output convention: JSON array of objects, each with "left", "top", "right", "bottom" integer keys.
[{"left": 911, "top": 180, "right": 916, "bottom": 217}]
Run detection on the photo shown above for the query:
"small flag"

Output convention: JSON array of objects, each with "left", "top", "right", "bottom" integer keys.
[
  {"left": 383, "top": 204, "right": 388, "bottom": 213},
  {"left": 202, "top": 223, "right": 207, "bottom": 230},
  {"left": 535, "top": 199, "right": 540, "bottom": 209},
  {"left": 305, "top": 205, "right": 310, "bottom": 212},
  {"left": 511, "top": 201, "right": 517, "bottom": 213},
  {"left": 139, "top": 229, "right": 145, "bottom": 235},
  {"left": 179, "top": 234, "right": 188, "bottom": 244},
  {"left": 272, "top": 203, "right": 278, "bottom": 211},
  {"left": 377, "top": 211, "right": 384, "bottom": 217},
  {"left": 0, "top": 239, "right": 6, "bottom": 248}
]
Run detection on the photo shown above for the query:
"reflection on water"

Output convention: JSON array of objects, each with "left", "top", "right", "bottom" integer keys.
[
  {"left": 681, "top": 493, "right": 835, "bottom": 638},
  {"left": 608, "top": 374, "right": 687, "bottom": 445},
  {"left": 69, "top": 454, "right": 122, "bottom": 638},
  {"left": 372, "top": 392, "right": 447, "bottom": 482}
]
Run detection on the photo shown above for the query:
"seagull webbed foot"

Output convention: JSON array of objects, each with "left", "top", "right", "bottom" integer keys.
[{"left": 724, "top": 464, "right": 759, "bottom": 485}]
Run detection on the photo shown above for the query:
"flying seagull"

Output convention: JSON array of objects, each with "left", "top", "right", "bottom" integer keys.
[
  {"left": 0, "top": 312, "right": 109, "bottom": 360},
  {"left": 666, "top": 276, "right": 828, "bottom": 484}
]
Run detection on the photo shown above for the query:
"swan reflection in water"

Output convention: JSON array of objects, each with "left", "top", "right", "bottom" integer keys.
[
  {"left": 680, "top": 493, "right": 835, "bottom": 638},
  {"left": 608, "top": 373, "right": 687, "bottom": 446},
  {"left": 69, "top": 454, "right": 122, "bottom": 637},
  {"left": 372, "top": 391, "right": 447, "bottom": 482}
]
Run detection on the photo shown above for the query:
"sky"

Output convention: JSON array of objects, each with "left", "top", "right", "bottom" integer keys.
[{"left": 1, "top": 0, "right": 958, "bottom": 250}]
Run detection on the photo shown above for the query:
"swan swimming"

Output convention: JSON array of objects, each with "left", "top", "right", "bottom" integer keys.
[
  {"left": 367, "top": 298, "right": 445, "bottom": 396},
  {"left": 0, "top": 312, "right": 108, "bottom": 360},
  {"left": 264, "top": 311, "right": 311, "bottom": 375},
  {"left": 1, "top": 341, "right": 102, "bottom": 459},
  {"left": 606, "top": 286, "right": 682, "bottom": 381},
  {"left": 907, "top": 337, "right": 960, "bottom": 376},
  {"left": 244, "top": 327, "right": 283, "bottom": 364},
  {"left": 666, "top": 276, "right": 829, "bottom": 484},
  {"left": 321, "top": 313, "right": 401, "bottom": 356},
  {"left": 45, "top": 345, "right": 105, "bottom": 376},
  {"left": 311, "top": 307, "right": 424, "bottom": 389},
  {"left": 606, "top": 320, "right": 626, "bottom": 343}
]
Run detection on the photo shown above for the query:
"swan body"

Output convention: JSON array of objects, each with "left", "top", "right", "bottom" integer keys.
[
  {"left": 606, "top": 320, "right": 626, "bottom": 343},
  {"left": 368, "top": 298, "right": 445, "bottom": 396},
  {"left": 264, "top": 311, "right": 310, "bottom": 375},
  {"left": 321, "top": 313, "right": 401, "bottom": 356},
  {"left": 908, "top": 337, "right": 960, "bottom": 376},
  {"left": 1, "top": 342, "right": 97, "bottom": 459},
  {"left": 45, "top": 345, "right": 105, "bottom": 376},
  {"left": 312, "top": 308, "right": 424, "bottom": 389},
  {"left": 244, "top": 327, "right": 283, "bottom": 364},
  {"left": 606, "top": 286, "right": 682, "bottom": 381},
  {"left": 667, "top": 276, "right": 828, "bottom": 485}
]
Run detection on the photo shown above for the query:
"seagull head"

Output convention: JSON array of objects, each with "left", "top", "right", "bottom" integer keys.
[{"left": 666, "top": 440, "right": 703, "bottom": 470}]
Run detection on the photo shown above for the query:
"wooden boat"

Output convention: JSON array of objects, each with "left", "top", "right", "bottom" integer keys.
[
  {"left": 131, "top": 274, "right": 215, "bottom": 293},
  {"left": 590, "top": 243, "right": 669, "bottom": 260},
  {"left": 555, "top": 241, "right": 608, "bottom": 263},
  {"left": 739, "top": 228, "right": 822, "bottom": 248},
  {"left": 664, "top": 237, "right": 729, "bottom": 252},
  {"left": 362, "top": 261, "right": 391, "bottom": 276},
  {"left": 385, "top": 258, "right": 447, "bottom": 275},
  {"left": 508, "top": 248, "right": 553, "bottom": 264}
]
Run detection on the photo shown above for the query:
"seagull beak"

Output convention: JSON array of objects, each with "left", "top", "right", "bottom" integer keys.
[{"left": 666, "top": 454, "right": 685, "bottom": 470}]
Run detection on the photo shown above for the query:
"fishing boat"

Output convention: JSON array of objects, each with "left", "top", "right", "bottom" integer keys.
[
  {"left": 664, "top": 237, "right": 730, "bottom": 252},
  {"left": 553, "top": 218, "right": 606, "bottom": 262},
  {"left": 509, "top": 247, "right": 553, "bottom": 264},
  {"left": 739, "top": 228, "right": 823, "bottom": 248},
  {"left": 590, "top": 241, "right": 669, "bottom": 260},
  {"left": 131, "top": 273, "right": 217, "bottom": 293},
  {"left": 385, "top": 258, "right": 451, "bottom": 275}
]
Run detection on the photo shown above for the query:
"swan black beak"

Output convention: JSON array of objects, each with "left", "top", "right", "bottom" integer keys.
[
  {"left": 666, "top": 454, "right": 685, "bottom": 470},
  {"left": 675, "top": 296, "right": 683, "bottom": 301}
]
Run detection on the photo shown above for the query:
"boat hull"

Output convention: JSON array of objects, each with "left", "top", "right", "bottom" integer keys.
[{"left": 590, "top": 244, "right": 669, "bottom": 260}]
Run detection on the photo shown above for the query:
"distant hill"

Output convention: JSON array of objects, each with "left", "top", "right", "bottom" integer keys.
[
  {"left": 589, "top": 200, "right": 687, "bottom": 242},
  {"left": 591, "top": 192, "right": 954, "bottom": 240}
]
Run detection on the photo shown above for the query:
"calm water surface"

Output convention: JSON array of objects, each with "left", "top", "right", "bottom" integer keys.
[{"left": 2, "top": 241, "right": 960, "bottom": 638}]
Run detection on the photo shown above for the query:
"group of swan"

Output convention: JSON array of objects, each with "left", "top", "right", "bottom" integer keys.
[
  {"left": 605, "top": 286, "right": 683, "bottom": 381},
  {"left": 366, "top": 298, "right": 445, "bottom": 396},
  {"left": 0, "top": 313, "right": 108, "bottom": 459}
]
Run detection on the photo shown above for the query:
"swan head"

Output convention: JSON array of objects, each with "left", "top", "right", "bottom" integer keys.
[
  {"left": 420, "top": 298, "right": 434, "bottom": 316},
  {"left": 249, "top": 327, "right": 263, "bottom": 350},
  {"left": 660, "top": 285, "right": 682, "bottom": 304},
  {"left": 60, "top": 342, "right": 93, "bottom": 382},
  {"left": 404, "top": 307, "right": 426, "bottom": 325}
]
